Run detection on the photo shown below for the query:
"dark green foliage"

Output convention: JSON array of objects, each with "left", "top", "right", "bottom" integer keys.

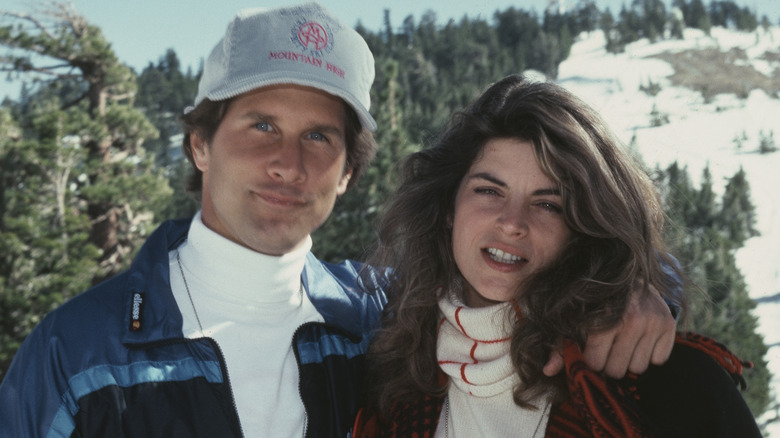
[
  {"left": 640, "top": 79, "right": 663, "bottom": 96},
  {"left": 134, "top": 50, "right": 200, "bottom": 222},
  {"left": 135, "top": 49, "right": 199, "bottom": 167},
  {"left": 0, "top": 3, "right": 172, "bottom": 278},
  {"left": 709, "top": 1, "right": 759, "bottom": 31},
  {"left": 156, "top": 158, "right": 200, "bottom": 222},
  {"left": 313, "top": 59, "right": 417, "bottom": 262},
  {"left": 758, "top": 130, "right": 777, "bottom": 154},
  {"left": 0, "top": 103, "right": 100, "bottom": 375},
  {"left": 674, "top": 0, "right": 713, "bottom": 34},
  {"left": 656, "top": 163, "right": 770, "bottom": 416},
  {"left": 601, "top": 0, "right": 761, "bottom": 53},
  {"left": 0, "top": 3, "right": 172, "bottom": 377},
  {"left": 649, "top": 103, "right": 670, "bottom": 126},
  {"left": 607, "top": 0, "right": 670, "bottom": 51},
  {"left": 718, "top": 168, "right": 758, "bottom": 246},
  {"left": 601, "top": 9, "right": 623, "bottom": 53},
  {"left": 572, "top": 0, "right": 601, "bottom": 33}
]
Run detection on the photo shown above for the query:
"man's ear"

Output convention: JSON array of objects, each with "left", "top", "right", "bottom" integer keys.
[
  {"left": 336, "top": 167, "right": 353, "bottom": 195},
  {"left": 190, "top": 132, "right": 209, "bottom": 172}
]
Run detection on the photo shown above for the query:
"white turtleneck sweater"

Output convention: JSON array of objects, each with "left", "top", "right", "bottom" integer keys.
[
  {"left": 169, "top": 212, "right": 325, "bottom": 437},
  {"left": 435, "top": 291, "right": 551, "bottom": 437}
]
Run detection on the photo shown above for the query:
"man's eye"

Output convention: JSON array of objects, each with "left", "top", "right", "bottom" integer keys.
[
  {"left": 254, "top": 122, "right": 272, "bottom": 131},
  {"left": 308, "top": 132, "right": 327, "bottom": 142}
]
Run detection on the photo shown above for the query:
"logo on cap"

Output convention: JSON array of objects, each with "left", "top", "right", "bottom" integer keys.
[
  {"left": 291, "top": 19, "right": 333, "bottom": 56},
  {"left": 298, "top": 22, "right": 328, "bottom": 50}
]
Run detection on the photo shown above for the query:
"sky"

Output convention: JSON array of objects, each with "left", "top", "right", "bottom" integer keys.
[{"left": 1, "top": 0, "right": 779, "bottom": 101}]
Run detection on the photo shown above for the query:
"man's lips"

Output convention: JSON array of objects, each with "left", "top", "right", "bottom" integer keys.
[{"left": 253, "top": 188, "right": 307, "bottom": 207}]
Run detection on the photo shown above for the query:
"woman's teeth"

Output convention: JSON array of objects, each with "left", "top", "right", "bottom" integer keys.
[{"left": 486, "top": 248, "right": 524, "bottom": 264}]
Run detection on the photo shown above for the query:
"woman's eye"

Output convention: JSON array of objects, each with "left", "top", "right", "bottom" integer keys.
[
  {"left": 538, "top": 202, "right": 563, "bottom": 214},
  {"left": 474, "top": 187, "right": 500, "bottom": 196}
]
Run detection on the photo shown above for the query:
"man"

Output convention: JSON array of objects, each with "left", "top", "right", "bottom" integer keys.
[{"left": 0, "top": 3, "right": 676, "bottom": 437}]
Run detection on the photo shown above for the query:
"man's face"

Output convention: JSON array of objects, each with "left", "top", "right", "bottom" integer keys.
[{"left": 191, "top": 84, "right": 352, "bottom": 255}]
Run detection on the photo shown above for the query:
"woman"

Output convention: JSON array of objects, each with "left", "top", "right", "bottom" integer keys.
[{"left": 354, "top": 75, "right": 760, "bottom": 437}]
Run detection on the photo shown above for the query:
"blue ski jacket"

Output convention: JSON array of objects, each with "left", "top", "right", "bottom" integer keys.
[{"left": 0, "top": 219, "right": 387, "bottom": 438}]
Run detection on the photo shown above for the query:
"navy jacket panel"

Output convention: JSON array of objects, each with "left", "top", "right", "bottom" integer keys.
[
  {"left": 635, "top": 342, "right": 762, "bottom": 437},
  {"left": 295, "top": 322, "right": 372, "bottom": 438}
]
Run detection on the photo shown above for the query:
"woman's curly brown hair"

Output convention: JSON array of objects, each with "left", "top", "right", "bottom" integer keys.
[{"left": 363, "top": 75, "right": 683, "bottom": 416}]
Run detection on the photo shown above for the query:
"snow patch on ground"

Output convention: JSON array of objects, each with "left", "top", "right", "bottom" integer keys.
[{"left": 557, "top": 26, "right": 780, "bottom": 435}]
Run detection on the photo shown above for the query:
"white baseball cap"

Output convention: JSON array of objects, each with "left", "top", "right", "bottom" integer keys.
[{"left": 187, "top": 3, "right": 377, "bottom": 132}]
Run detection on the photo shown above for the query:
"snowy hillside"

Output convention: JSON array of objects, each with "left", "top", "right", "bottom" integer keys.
[{"left": 555, "top": 26, "right": 780, "bottom": 435}]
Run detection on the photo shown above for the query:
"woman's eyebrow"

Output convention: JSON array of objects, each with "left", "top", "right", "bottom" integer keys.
[
  {"left": 532, "top": 188, "right": 561, "bottom": 196},
  {"left": 468, "top": 172, "right": 506, "bottom": 187},
  {"left": 468, "top": 173, "right": 561, "bottom": 196}
]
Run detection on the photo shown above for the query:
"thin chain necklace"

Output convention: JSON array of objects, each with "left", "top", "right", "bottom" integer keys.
[
  {"left": 442, "top": 395, "right": 551, "bottom": 438},
  {"left": 176, "top": 249, "right": 204, "bottom": 335}
]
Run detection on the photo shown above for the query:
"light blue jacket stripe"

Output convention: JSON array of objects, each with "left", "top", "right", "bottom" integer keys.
[
  {"left": 297, "top": 332, "right": 371, "bottom": 365},
  {"left": 46, "top": 358, "right": 222, "bottom": 438}
]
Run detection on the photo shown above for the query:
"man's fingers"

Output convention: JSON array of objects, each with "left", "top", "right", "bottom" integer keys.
[
  {"left": 650, "top": 318, "right": 676, "bottom": 365},
  {"left": 559, "top": 283, "right": 679, "bottom": 378},
  {"left": 600, "top": 330, "right": 642, "bottom": 378},
  {"left": 628, "top": 316, "right": 675, "bottom": 375},
  {"left": 625, "top": 335, "right": 655, "bottom": 375},
  {"left": 643, "top": 283, "right": 677, "bottom": 366},
  {"left": 582, "top": 330, "right": 617, "bottom": 373}
]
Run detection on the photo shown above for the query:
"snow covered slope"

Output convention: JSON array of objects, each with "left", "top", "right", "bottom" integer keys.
[{"left": 556, "top": 26, "right": 780, "bottom": 435}]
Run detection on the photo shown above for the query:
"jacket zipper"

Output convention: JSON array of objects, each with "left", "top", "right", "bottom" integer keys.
[
  {"left": 292, "top": 322, "right": 314, "bottom": 438},
  {"left": 291, "top": 321, "right": 366, "bottom": 438},
  {"left": 204, "top": 337, "right": 245, "bottom": 438}
]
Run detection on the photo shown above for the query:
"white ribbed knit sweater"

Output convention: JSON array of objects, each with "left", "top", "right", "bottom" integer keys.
[{"left": 435, "top": 291, "right": 550, "bottom": 437}]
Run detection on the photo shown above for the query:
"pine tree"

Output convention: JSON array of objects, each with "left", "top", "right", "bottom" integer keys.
[
  {"left": 136, "top": 49, "right": 199, "bottom": 166},
  {"left": 718, "top": 168, "right": 759, "bottom": 247},
  {"left": 574, "top": 0, "right": 601, "bottom": 33},
  {"left": 312, "top": 59, "right": 418, "bottom": 262},
  {"left": 600, "top": 9, "right": 624, "bottom": 54},
  {"left": 0, "top": 2, "right": 172, "bottom": 282},
  {"left": 758, "top": 130, "right": 777, "bottom": 154},
  {"left": 657, "top": 163, "right": 770, "bottom": 416},
  {"left": 134, "top": 48, "right": 200, "bottom": 222},
  {"left": 0, "top": 3, "right": 173, "bottom": 377},
  {"left": 0, "top": 101, "right": 100, "bottom": 376}
]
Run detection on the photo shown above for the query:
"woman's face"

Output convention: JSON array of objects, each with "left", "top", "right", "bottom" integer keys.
[{"left": 452, "top": 138, "right": 572, "bottom": 307}]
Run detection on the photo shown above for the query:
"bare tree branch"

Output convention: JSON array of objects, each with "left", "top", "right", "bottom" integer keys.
[
  {"left": 1, "top": 11, "right": 58, "bottom": 41},
  {"left": 0, "top": 63, "right": 80, "bottom": 80}
]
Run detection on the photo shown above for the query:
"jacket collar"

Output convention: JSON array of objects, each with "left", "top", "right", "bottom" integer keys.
[
  {"left": 302, "top": 254, "right": 381, "bottom": 339},
  {"left": 120, "top": 219, "right": 384, "bottom": 345}
]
